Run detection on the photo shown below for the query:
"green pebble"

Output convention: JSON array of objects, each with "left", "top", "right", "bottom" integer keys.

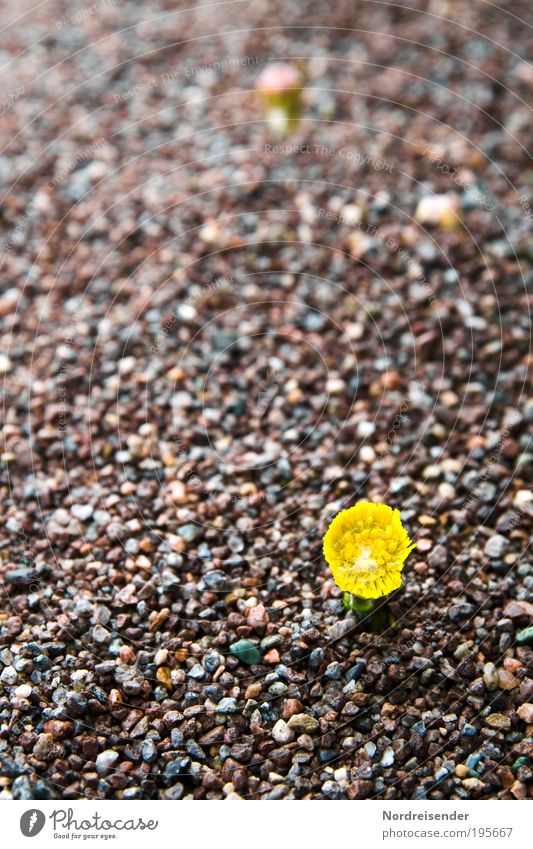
[
  {"left": 229, "top": 640, "right": 261, "bottom": 665},
  {"left": 516, "top": 626, "right": 533, "bottom": 645}
]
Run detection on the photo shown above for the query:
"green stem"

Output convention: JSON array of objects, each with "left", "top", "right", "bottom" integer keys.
[{"left": 343, "top": 593, "right": 377, "bottom": 614}]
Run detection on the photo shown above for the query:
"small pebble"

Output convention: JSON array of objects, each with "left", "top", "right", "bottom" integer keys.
[
  {"left": 517, "top": 704, "right": 533, "bottom": 723},
  {"left": 483, "top": 662, "right": 499, "bottom": 692},
  {"left": 229, "top": 640, "right": 261, "bottom": 665},
  {"left": 71, "top": 504, "right": 94, "bottom": 521},
  {"left": 287, "top": 714, "right": 320, "bottom": 734},
  {"left": 271, "top": 719, "right": 294, "bottom": 743},
  {"left": 484, "top": 534, "right": 509, "bottom": 559},
  {"left": 381, "top": 747, "right": 395, "bottom": 767},
  {"left": 95, "top": 750, "right": 119, "bottom": 775}
]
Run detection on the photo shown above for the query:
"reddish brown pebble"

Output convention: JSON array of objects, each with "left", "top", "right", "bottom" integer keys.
[
  {"left": 282, "top": 699, "right": 304, "bottom": 719},
  {"left": 43, "top": 721, "right": 73, "bottom": 741},
  {"left": 263, "top": 649, "right": 280, "bottom": 664}
]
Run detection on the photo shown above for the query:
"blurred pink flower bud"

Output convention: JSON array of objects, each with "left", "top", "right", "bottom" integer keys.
[{"left": 255, "top": 62, "right": 302, "bottom": 96}]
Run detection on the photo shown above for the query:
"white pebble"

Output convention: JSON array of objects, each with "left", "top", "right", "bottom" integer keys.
[
  {"left": 357, "top": 421, "right": 376, "bottom": 438},
  {"left": 415, "top": 193, "right": 460, "bottom": 229},
  {"left": 381, "top": 746, "right": 395, "bottom": 766},
  {"left": 360, "top": 445, "right": 376, "bottom": 464},
  {"left": 71, "top": 504, "right": 94, "bottom": 521},
  {"left": 0, "top": 666, "right": 17, "bottom": 685},
  {"left": 514, "top": 490, "right": 532, "bottom": 509},
  {"left": 0, "top": 354, "right": 12, "bottom": 373},
  {"left": 271, "top": 719, "right": 294, "bottom": 744},
  {"left": 326, "top": 377, "right": 345, "bottom": 395}
]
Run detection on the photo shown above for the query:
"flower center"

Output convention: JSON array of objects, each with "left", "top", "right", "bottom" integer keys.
[{"left": 350, "top": 546, "right": 378, "bottom": 574}]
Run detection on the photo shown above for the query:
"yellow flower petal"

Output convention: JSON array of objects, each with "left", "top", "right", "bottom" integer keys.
[{"left": 323, "top": 501, "right": 415, "bottom": 599}]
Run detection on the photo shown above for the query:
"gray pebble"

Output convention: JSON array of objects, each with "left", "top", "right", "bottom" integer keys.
[
  {"left": 484, "top": 534, "right": 509, "bottom": 559},
  {"left": 141, "top": 740, "right": 158, "bottom": 763},
  {"left": 448, "top": 602, "right": 474, "bottom": 622},
  {"left": 187, "top": 663, "right": 205, "bottom": 680},
  {"left": 95, "top": 750, "right": 119, "bottom": 775},
  {"left": 178, "top": 524, "right": 202, "bottom": 542},
  {"left": 216, "top": 697, "right": 238, "bottom": 713}
]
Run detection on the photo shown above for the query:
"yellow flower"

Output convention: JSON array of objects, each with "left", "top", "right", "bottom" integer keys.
[{"left": 323, "top": 502, "right": 415, "bottom": 600}]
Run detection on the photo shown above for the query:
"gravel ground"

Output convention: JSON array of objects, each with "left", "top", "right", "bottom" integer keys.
[{"left": 0, "top": 0, "right": 532, "bottom": 800}]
